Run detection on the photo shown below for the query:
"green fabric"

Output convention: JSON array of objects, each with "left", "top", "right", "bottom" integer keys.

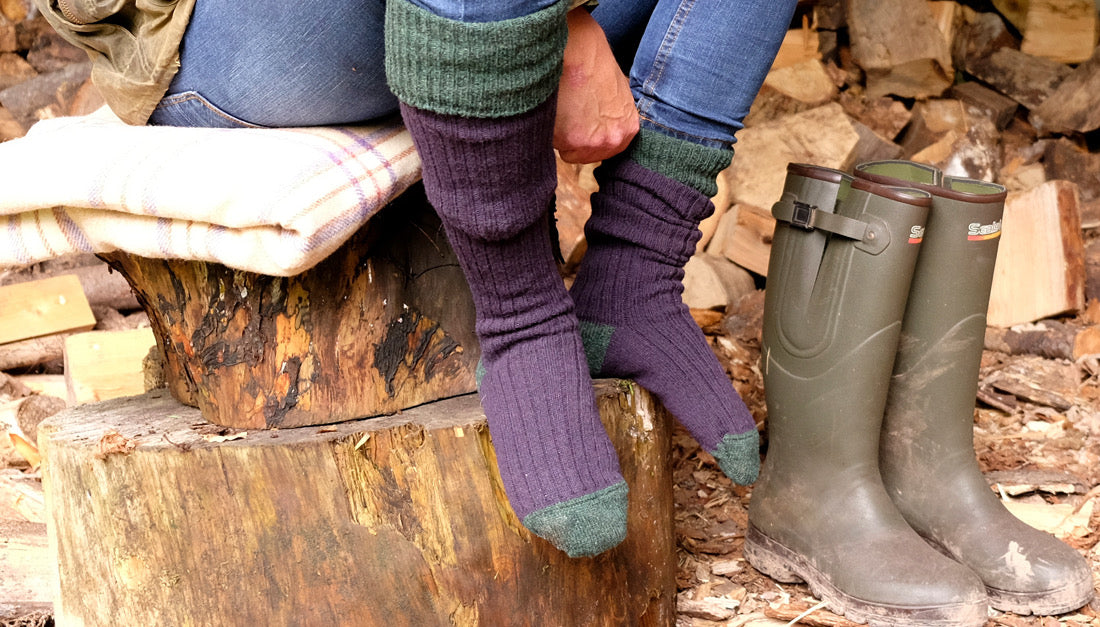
[
  {"left": 625, "top": 129, "right": 733, "bottom": 198},
  {"left": 578, "top": 320, "right": 614, "bottom": 375},
  {"left": 522, "top": 480, "right": 629, "bottom": 557},
  {"left": 384, "top": 0, "right": 569, "bottom": 118},
  {"left": 32, "top": 0, "right": 197, "bottom": 125},
  {"left": 711, "top": 430, "right": 760, "bottom": 485}
]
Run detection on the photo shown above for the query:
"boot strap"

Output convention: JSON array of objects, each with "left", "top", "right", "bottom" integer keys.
[{"left": 772, "top": 195, "right": 871, "bottom": 241}]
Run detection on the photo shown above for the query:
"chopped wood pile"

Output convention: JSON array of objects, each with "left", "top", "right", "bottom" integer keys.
[{"left": 2, "top": 0, "right": 1100, "bottom": 625}]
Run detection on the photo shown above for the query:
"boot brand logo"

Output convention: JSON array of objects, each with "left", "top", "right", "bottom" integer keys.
[
  {"left": 908, "top": 225, "right": 925, "bottom": 244},
  {"left": 967, "top": 220, "right": 1002, "bottom": 241}
]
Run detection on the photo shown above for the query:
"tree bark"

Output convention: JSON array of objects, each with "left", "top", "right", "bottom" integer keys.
[
  {"left": 41, "top": 381, "right": 677, "bottom": 627},
  {"left": 99, "top": 184, "right": 480, "bottom": 429}
]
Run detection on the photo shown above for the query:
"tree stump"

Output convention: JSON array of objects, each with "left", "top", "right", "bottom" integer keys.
[
  {"left": 99, "top": 183, "right": 480, "bottom": 429},
  {"left": 40, "top": 381, "right": 676, "bottom": 627}
]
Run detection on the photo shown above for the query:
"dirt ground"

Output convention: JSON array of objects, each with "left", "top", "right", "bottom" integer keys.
[{"left": 676, "top": 289, "right": 1100, "bottom": 626}]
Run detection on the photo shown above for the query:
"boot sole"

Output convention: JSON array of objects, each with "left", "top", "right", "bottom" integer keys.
[
  {"left": 916, "top": 533, "right": 1095, "bottom": 616},
  {"left": 985, "top": 578, "right": 1095, "bottom": 616},
  {"left": 744, "top": 525, "right": 989, "bottom": 627}
]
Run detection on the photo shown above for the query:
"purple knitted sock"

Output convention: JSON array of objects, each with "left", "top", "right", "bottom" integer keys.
[
  {"left": 399, "top": 99, "right": 627, "bottom": 557},
  {"left": 571, "top": 158, "right": 759, "bottom": 485}
]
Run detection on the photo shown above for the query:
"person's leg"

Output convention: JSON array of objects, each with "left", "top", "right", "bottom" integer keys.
[
  {"left": 149, "top": 0, "right": 397, "bottom": 128},
  {"left": 385, "top": 0, "right": 627, "bottom": 557},
  {"left": 571, "top": 0, "right": 797, "bottom": 485}
]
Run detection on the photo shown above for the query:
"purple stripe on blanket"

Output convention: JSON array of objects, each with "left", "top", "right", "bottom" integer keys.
[
  {"left": 6, "top": 215, "right": 31, "bottom": 264},
  {"left": 157, "top": 217, "right": 171, "bottom": 254},
  {"left": 52, "top": 208, "right": 94, "bottom": 252}
]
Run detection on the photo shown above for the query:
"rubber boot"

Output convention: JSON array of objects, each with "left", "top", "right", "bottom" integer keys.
[
  {"left": 745, "top": 163, "right": 989, "bottom": 626},
  {"left": 856, "top": 160, "right": 1095, "bottom": 615}
]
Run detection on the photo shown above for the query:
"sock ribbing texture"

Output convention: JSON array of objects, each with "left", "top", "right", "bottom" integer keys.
[
  {"left": 398, "top": 95, "right": 627, "bottom": 557},
  {"left": 571, "top": 157, "right": 759, "bottom": 485}
]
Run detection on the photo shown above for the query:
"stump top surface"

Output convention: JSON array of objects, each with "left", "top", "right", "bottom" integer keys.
[{"left": 39, "top": 389, "right": 487, "bottom": 452}]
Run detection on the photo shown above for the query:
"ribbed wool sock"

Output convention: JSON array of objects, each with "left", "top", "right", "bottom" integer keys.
[
  {"left": 386, "top": 0, "right": 627, "bottom": 557},
  {"left": 570, "top": 131, "right": 760, "bottom": 485}
]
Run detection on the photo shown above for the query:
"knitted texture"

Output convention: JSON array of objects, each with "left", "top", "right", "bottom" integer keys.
[
  {"left": 571, "top": 158, "right": 759, "bottom": 485},
  {"left": 399, "top": 100, "right": 627, "bottom": 556},
  {"left": 384, "top": 0, "right": 569, "bottom": 118},
  {"left": 627, "top": 128, "right": 733, "bottom": 198}
]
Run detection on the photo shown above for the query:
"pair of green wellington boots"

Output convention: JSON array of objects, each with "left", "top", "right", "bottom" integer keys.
[{"left": 746, "top": 161, "right": 1094, "bottom": 626}]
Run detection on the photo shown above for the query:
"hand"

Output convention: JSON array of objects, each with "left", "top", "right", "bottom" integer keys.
[{"left": 554, "top": 9, "right": 639, "bottom": 164}]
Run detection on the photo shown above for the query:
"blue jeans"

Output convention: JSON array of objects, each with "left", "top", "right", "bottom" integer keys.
[{"left": 150, "top": 0, "right": 795, "bottom": 148}]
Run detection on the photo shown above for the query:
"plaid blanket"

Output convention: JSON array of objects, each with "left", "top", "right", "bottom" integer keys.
[{"left": 0, "top": 108, "right": 421, "bottom": 276}]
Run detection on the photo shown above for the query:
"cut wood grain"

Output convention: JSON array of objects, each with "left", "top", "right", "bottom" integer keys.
[
  {"left": 40, "top": 382, "right": 676, "bottom": 626},
  {"left": 0, "top": 274, "right": 94, "bottom": 345},
  {"left": 716, "top": 204, "right": 775, "bottom": 278},
  {"left": 726, "top": 102, "right": 860, "bottom": 212},
  {"left": 988, "top": 180, "right": 1086, "bottom": 327},
  {"left": 63, "top": 328, "right": 156, "bottom": 405},
  {"left": 0, "top": 518, "right": 51, "bottom": 621},
  {"left": 1019, "top": 0, "right": 1098, "bottom": 64},
  {"left": 966, "top": 47, "right": 1072, "bottom": 111},
  {"left": 847, "top": 0, "right": 953, "bottom": 99}
]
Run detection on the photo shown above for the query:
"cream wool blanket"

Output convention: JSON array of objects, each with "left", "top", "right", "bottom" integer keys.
[{"left": 0, "top": 108, "right": 421, "bottom": 276}]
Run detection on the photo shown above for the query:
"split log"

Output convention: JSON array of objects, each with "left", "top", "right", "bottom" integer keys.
[
  {"left": 1044, "top": 138, "right": 1100, "bottom": 204},
  {"left": 984, "top": 320, "right": 1100, "bottom": 361},
  {"left": 40, "top": 382, "right": 677, "bottom": 627},
  {"left": 953, "top": 10, "right": 1018, "bottom": 69},
  {"left": 1019, "top": 0, "right": 1098, "bottom": 64},
  {"left": 726, "top": 102, "right": 860, "bottom": 212},
  {"left": 0, "top": 334, "right": 66, "bottom": 372},
  {"left": 713, "top": 204, "right": 774, "bottom": 278},
  {"left": 744, "top": 59, "right": 837, "bottom": 127},
  {"left": 907, "top": 110, "right": 1000, "bottom": 182},
  {"left": 682, "top": 253, "right": 757, "bottom": 311},
  {"left": 965, "top": 47, "right": 1072, "bottom": 111},
  {"left": 849, "top": 119, "right": 903, "bottom": 164},
  {"left": 949, "top": 80, "right": 1019, "bottom": 130},
  {"left": 847, "top": 0, "right": 954, "bottom": 99},
  {"left": 988, "top": 180, "right": 1086, "bottom": 327},
  {"left": 836, "top": 92, "right": 912, "bottom": 142},
  {"left": 100, "top": 184, "right": 480, "bottom": 430},
  {"left": 1030, "top": 46, "right": 1100, "bottom": 136}
]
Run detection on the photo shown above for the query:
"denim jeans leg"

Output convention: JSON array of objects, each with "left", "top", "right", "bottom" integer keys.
[
  {"left": 407, "top": 0, "right": 560, "bottom": 22},
  {"left": 150, "top": 0, "right": 395, "bottom": 128},
  {"left": 628, "top": 0, "right": 798, "bottom": 148}
]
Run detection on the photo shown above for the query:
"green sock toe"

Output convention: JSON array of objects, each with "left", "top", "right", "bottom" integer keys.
[
  {"left": 711, "top": 430, "right": 760, "bottom": 485},
  {"left": 578, "top": 320, "right": 614, "bottom": 376},
  {"left": 522, "top": 481, "right": 628, "bottom": 557}
]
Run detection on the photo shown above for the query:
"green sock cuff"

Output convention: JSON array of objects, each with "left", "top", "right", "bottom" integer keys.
[
  {"left": 579, "top": 320, "right": 614, "bottom": 375},
  {"left": 522, "top": 480, "right": 628, "bottom": 557},
  {"left": 384, "top": 0, "right": 569, "bottom": 117},
  {"left": 711, "top": 430, "right": 760, "bottom": 486},
  {"left": 624, "top": 128, "right": 733, "bottom": 198}
]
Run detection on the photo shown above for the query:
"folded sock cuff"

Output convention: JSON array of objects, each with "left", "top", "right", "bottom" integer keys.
[
  {"left": 624, "top": 128, "right": 733, "bottom": 198},
  {"left": 385, "top": 0, "right": 569, "bottom": 117}
]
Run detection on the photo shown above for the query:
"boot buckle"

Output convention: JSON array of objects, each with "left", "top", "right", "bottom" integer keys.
[{"left": 790, "top": 201, "right": 815, "bottom": 229}]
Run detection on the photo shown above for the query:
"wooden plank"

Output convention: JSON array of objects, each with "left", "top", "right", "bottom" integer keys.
[
  {"left": 988, "top": 180, "right": 1086, "bottom": 327},
  {"left": 63, "top": 328, "right": 156, "bottom": 405},
  {"left": 12, "top": 375, "right": 67, "bottom": 402},
  {"left": 0, "top": 274, "right": 94, "bottom": 345},
  {"left": 40, "top": 383, "right": 676, "bottom": 626}
]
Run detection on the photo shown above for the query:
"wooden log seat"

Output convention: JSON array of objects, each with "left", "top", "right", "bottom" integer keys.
[
  {"left": 99, "top": 184, "right": 481, "bottom": 430},
  {"left": 39, "top": 381, "right": 677, "bottom": 626}
]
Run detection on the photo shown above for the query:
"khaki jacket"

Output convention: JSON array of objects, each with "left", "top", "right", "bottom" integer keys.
[{"left": 34, "top": 0, "right": 197, "bottom": 125}]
